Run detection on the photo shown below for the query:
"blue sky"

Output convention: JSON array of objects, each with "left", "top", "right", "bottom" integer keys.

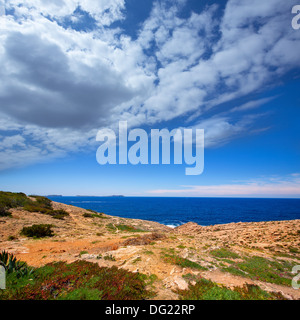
[{"left": 0, "top": 0, "right": 300, "bottom": 197}]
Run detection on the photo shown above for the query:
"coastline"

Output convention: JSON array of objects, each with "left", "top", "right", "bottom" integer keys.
[{"left": 1, "top": 196, "right": 300, "bottom": 300}]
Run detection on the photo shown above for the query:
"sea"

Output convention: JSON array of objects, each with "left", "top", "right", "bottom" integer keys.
[{"left": 47, "top": 196, "right": 300, "bottom": 228}]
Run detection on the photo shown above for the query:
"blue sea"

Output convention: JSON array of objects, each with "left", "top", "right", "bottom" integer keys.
[{"left": 47, "top": 196, "right": 300, "bottom": 228}]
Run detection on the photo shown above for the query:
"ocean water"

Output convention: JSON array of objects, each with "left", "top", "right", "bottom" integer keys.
[{"left": 47, "top": 196, "right": 300, "bottom": 228}]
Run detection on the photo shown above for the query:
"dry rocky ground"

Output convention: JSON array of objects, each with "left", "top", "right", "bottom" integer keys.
[{"left": 1, "top": 200, "right": 300, "bottom": 300}]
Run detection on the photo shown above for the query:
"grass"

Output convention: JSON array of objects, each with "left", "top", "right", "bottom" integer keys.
[
  {"left": 0, "top": 260, "right": 154, "bottom": 300},
  {"left": 210, "top": 248, "right": 240, "bottom": 260},
  {"left": 132, "top": 257, "right": 142, "bottom": 264},
  {"left": 161, "top": 253, "right": 207, "bottom": 271},
  {"left": 177, "top": 278, "right": 286, "bottom": 300},
  {"left": 143, "top": 250, "right": 154, "bottom": 255},
  {"left": 106, "top": 223, "right": 146, "bottom": 233},
  {"left": 221, "top": 255, "right": 296, "bottom": 286},
  {"left": 289, "top": 247, "right": 299, "bottom": 254},
  {"left": 83, "top": 210, "right": 108, "bottom": 219}
]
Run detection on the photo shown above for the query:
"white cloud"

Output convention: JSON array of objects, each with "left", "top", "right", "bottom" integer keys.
[
  {"left": 0, "top": 0, "right": 299, "bottom": 170},
  {"left": 5, "top": 0, "right": 126, "bottom": 25},
  {"left": 147, "top": 175, "right": 300, "bottom": 198},
  {"left": 229, "top": 97, "right": 277, "bottom": 113}
]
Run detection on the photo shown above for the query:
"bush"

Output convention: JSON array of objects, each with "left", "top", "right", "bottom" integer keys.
[
  {"left": 48, "top": 209, "right": 69, "bottom": 220},
  {"left": 0, "top": 191, "right": 29, "bottom": 217},
  {"left": 0, "top": 206, "right": 11, "bottom": 217},
  {"left": 0, "top": 192, "right": 69, "bottom": 220},
  {"left": 24, "top": 197, "right": 69, "bottom": 220},
  {"left": 23, "top": 196, "right": 52, "bottom": 213},
  {"left": 83, "top": 211, "right": 106, "bottom": 219},
  {"left": 0, "top": 191, "right": 29, "bottom": 209},
  {"left": 20, "top": 224, "right": 54, "bottom": 238}
]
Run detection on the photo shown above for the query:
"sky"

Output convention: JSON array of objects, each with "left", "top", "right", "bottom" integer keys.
[{"left": 0, "top": 0, "right": 300, "bottom": 198}]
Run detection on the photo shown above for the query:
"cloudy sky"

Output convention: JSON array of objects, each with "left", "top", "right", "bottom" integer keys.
[{"left": 0, "top": 0, "right": 300, "bottom": 197}]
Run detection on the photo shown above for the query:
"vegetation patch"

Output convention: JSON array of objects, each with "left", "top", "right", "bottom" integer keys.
[
  {"left": 108, "top": 223, "right": 146, "bottom": 233},
  {"left": 0, "top": 191, "right": 29, "bottom": 217},
  {"left": 177, "top": 278, "right": 286, "bottom": 300},
  {"left": 220, "top": 255, "right": 296, "bottom": 286},
  {"left": 103, "top": 254, "right": 116, "bottom": 261},
  {"left": 20, "top": 224, "right": 54, "bottom": 238},
  {"left": 123, "top": 233, "right": 165, "bottom": 246},
  {"left": 161, "top": 253, "right": 207, "bottom": 271},
  {"left": 83, "top": 210, "right": 107, "bottom": 219},
  {"left": 0, "top": 260, "right": 154, "bottom": 300},
  {"left": 0, "top": 206, "right": 11, "bottom": 217},
  {"left": 24, "top": 196, "right": 69, "bottom": 220},
  {"left": 210, "top": 248, "right": 240, "bottom": 260},
  {"left": 0, "top": 192, "right": 69, "bottom": 220}
]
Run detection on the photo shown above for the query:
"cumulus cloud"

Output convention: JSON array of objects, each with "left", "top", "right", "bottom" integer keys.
[
  {"left": 5, "top": 0, "right": 126, "bottom": 25},
  {"left": 0, "top": 0, "right": 299, "bottom": 170}
]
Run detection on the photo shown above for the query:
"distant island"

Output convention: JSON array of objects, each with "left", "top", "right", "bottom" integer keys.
[
  {"left": 75, "top": 195, "right": 125, "bottom": 198},
  {"left": 47, "top": 195, "right": 63, "bottom": 197}
]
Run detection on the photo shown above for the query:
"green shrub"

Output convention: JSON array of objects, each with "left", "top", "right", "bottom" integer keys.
[
  {"left": 23, "top": 196, "right": 69, "bottom": 220},
  {"left": 83, "top": 212, "right": 93, "bottom": 218},
  {"left": 103, "top": 254, "right": 116, "bottom": 261},
  {"left": 49, "top": 209, "right": 69, "bottom": 220},
  {"left": 0, "top": 191, "right": 29, "bottom": 209},
  {"left": 23, "top": 196, "right": 52, "bottom": 213},
  {"left": 0, "top": 206, "right": 11, "bottom": 217},
  {"left": 83, "top": 211, "right": 106, "bottom": 219},
  {"left": 0, "top": 191, "right": 29, "bottom": 216},
  {"left": 20, "top": 224, "right": 54, "bottom": 238}
]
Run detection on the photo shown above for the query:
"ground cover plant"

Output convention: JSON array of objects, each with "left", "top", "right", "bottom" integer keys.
[
  {"left": 0, "top": 258, "right": 154, "bottom": 300},
  {"left": 177, "top": 278, "right": 286, "bottom": 300}
]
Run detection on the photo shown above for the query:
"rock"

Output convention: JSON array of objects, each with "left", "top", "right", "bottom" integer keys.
[
  {"left": 173, "top": 276, "right": 189, "bottom": 290},
  {"left": 80, "top": 254, "right": 97, "bottom": 260}
]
